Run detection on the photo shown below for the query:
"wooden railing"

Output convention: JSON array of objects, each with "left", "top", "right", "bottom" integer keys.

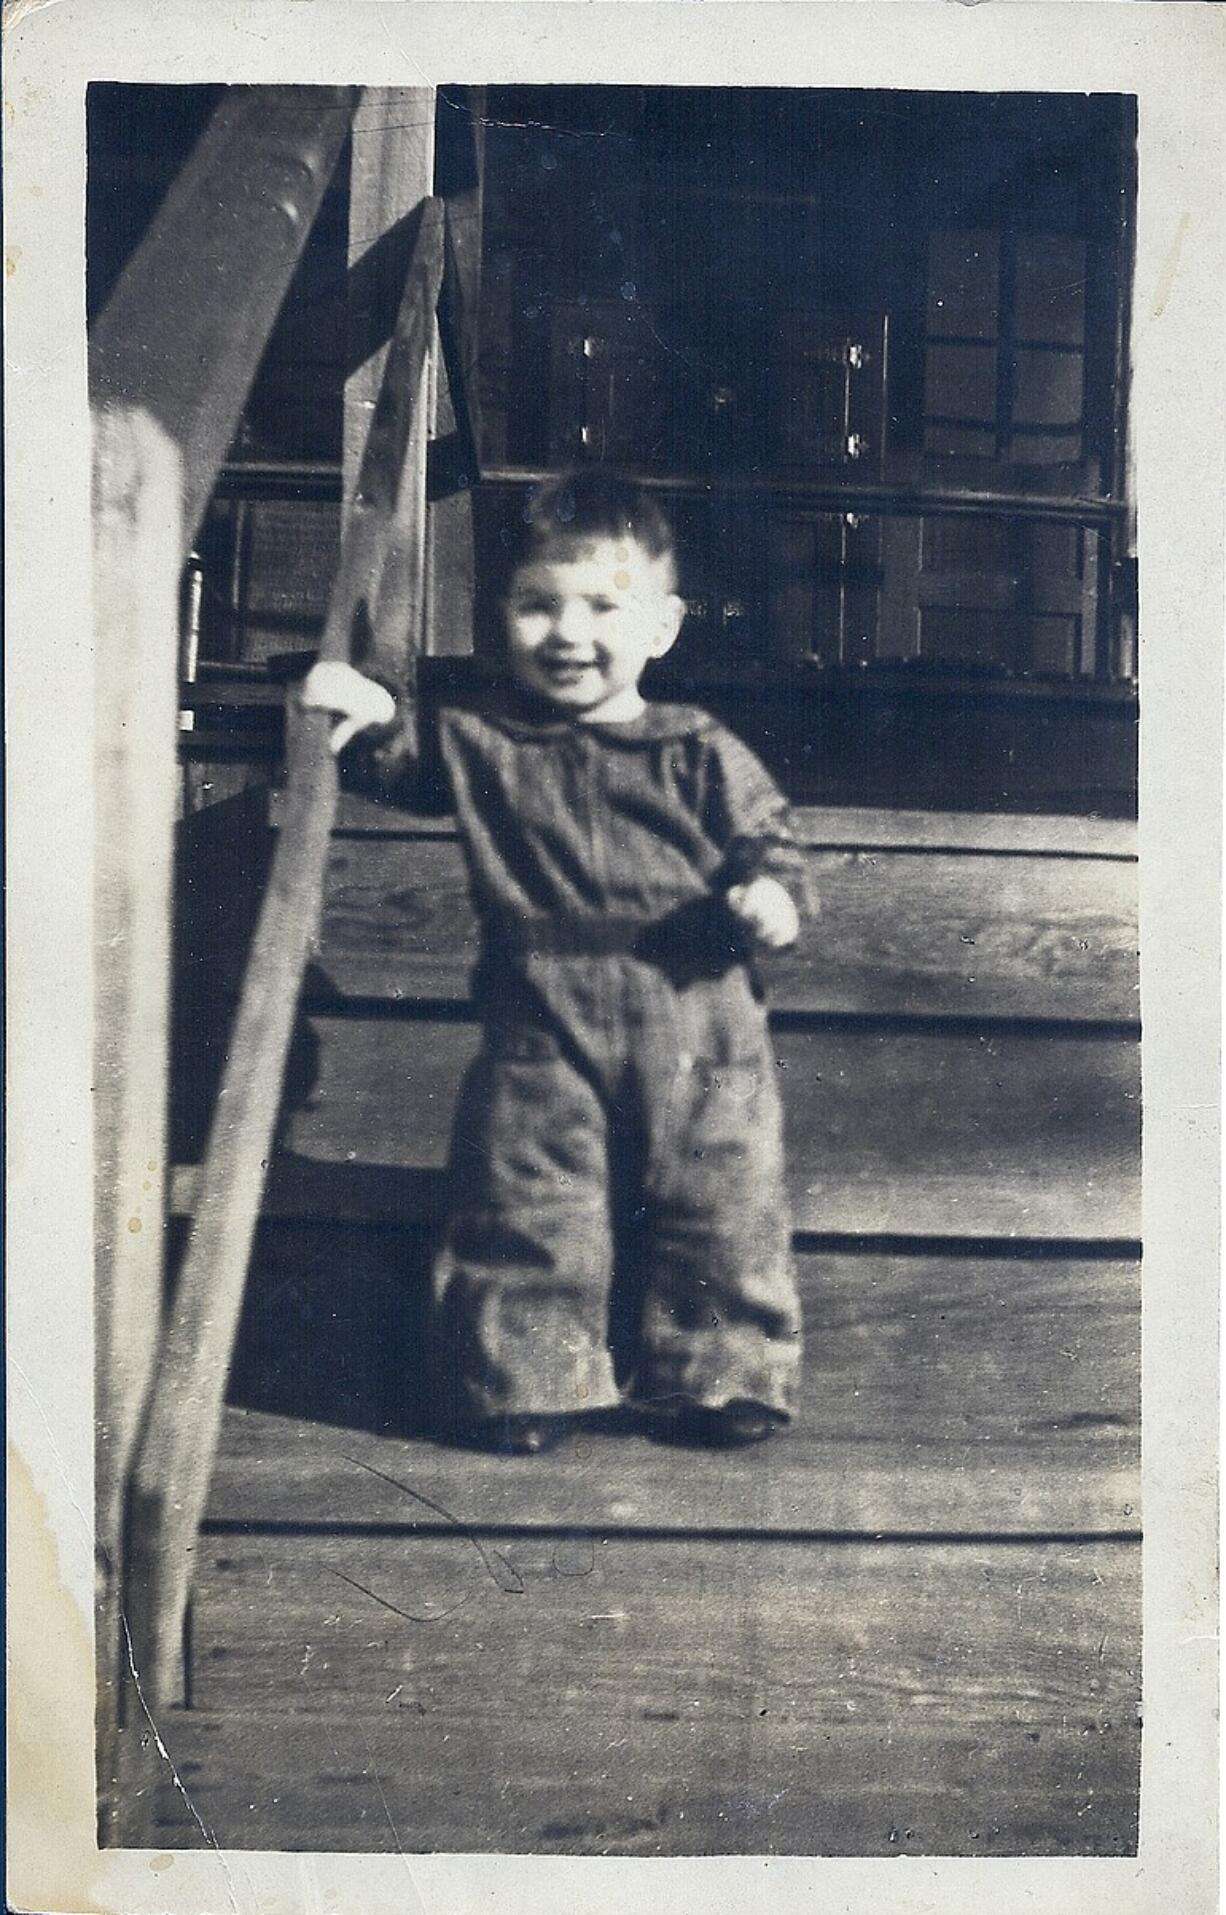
[
  {"left": 92, "top": 89, "right": 360, "bottom": 1751},
  {"left": 125, "top": 201, "right": 444, "bottom": 1709},
  {"left": 91, "top": 84, "right": 447, "bottom": 1725}
]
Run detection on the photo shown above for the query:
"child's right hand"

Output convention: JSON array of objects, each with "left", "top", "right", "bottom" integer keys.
[{"left": 300, "top": 661, "right": 397, "bottom": 755}]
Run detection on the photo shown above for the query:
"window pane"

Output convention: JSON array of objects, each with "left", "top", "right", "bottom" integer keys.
[
  {"left": 924, "top": 343, "right": 999, "bottom": 424},
  {"left": 1029, "top": 522, "right": 1081, "bottom": 576},
  {"left": 1029, "top": 616, "right": 1080, "bottom": 676},
  {"left": 923, "top": 424, "right": 997, "bottom": 458},
  {"left": 926, "top": 229, "right": 1000, "bottom": 340},
  {"left": 922, "top": 517, "right": 1012, "bottom": 573},
  {"left": 1007, "top": 429, "right": 1086, "bottom": 465},
  {"left": 1014, "top": 233, "right": 1087, "bottom": 346},
  {"left": 919, "top": 607, "right": 1020, "bottom": 671},
  {"left": 1011, "top": 348, "right": 1085, "bottom": 428}
]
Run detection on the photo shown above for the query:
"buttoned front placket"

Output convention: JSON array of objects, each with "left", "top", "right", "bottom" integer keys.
[{"left": 570, "top": 725, "right": 616, "bottom": 1082}]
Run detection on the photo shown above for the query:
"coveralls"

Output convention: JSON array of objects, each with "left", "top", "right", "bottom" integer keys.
[{"left": 359, "top": 682, "right": 806, "bottom": 1428}]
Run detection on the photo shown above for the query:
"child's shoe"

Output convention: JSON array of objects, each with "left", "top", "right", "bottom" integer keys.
[
  {"left": 646, "top": 1399, "right": 787, "bottom": 1449},
  {"left": 463, "top": 1412, "right": 574, "bottom": 1455}
]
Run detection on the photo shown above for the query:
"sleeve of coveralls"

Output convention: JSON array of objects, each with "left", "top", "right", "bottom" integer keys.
[{"left": 704, "top": 728, "right": 818, "bottom": 920}]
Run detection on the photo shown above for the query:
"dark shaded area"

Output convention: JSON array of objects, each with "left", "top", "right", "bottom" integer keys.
[
  {"left": 168, "top": 787, "right": 430, "bottom": 1438},
  {"left": 422, "top": 653, "right": 1138, "bottom": 817},
  {"left": 88, "top": 82, "right": 351, "bottom": 464},
  {"left": 222, "top": 1222, "right": 434, "bottom": 1438},
  {"left": 648, "top": 674, "right": 1137, "bottom": 818},
  {"left": 86, "top": 84, "right": 226, "bottom": 321},
  {"left": 89, "top": 82, "right": 1137, "bottom": 814},
  {"left": 477, "top": 88, "right": 1132, "bottom": 479},
  {"left": 168, "top": 784, "right": 279, "bottom": 1165}
]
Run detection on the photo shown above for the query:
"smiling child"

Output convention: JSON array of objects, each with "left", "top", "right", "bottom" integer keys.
[{"left": 301, "top": 469, "right": 809, "bottom": 1453}]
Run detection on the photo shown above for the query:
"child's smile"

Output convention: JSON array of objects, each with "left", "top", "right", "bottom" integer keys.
[{"left": 504, "top": 536, "right": 684, "bottom": 723}]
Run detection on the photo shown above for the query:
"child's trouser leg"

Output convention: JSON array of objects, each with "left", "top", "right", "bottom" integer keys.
[
  {"left": 635, "top": 1000, "right": 802, "bottom": 1420},
  {"left": 431, "top": 1031, "right": 620, "bottom": 1424}
]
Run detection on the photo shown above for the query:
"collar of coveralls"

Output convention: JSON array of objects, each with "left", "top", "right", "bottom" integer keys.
[{"left": 453, "top": 679, "right": 719, "bottom": 747}]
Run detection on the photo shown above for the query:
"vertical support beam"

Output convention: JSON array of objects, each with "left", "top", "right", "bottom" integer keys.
[
  {"left": 345, "top": 87, "right": 438, "bottom": 686},
  {"left": 427, "top": 87, "right": 486, "bottom": 658},
  {"left": 92, "top": 405, "right": 183, "bottom": 1809}
]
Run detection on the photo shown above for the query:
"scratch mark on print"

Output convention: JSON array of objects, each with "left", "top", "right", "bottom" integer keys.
[
  {"left": 325, "top": 1564, "right": 476, "bottom": 1627},
  {"left": 340, "top": 1451, "right": 525, "bottom": 1593},
  {"left": 356, "top": 1719, "right": 429, "bottom": 1902},
  {"left": 118, "top": 1611, "right": 239, "bottom": 1907}
]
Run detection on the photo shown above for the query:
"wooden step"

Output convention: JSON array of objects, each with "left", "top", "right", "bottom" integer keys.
[
  {"left": 311, "top": 828, "right": 1138, "bottom": 1021},
  {"left": 126, "top": 1537, "right": 1140, "bottom": 1854},
  {"left": 317, "top": 795, "right": 1140, "bottom": 858},
  {"left": 185, "top": 797, "right": 1138, "bottom": 1023},
  {"left": 174, "top": 1018, "right": 1141, "bottom": 1240},
  {"left": 210, "top": 1242, "right": 1139, "bottom": 1534}
]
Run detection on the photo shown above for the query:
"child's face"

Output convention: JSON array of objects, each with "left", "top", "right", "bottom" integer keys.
[{"left": 504, "top": 536, "right": 684, "bottom": 720}]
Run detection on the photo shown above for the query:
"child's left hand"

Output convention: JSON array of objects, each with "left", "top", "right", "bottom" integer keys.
[{"left": 725, "top": 875, "right": 800, "bottom": 951}]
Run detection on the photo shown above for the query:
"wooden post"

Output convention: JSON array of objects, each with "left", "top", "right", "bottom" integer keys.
[
  {"left": 123, "top": 203, "right": 446, "bottom": 1710},
  {"left": 427, "top": 87, "right": 486, "bottom": 658},
  {"left": 345, "top": 88, "right": 438, "bottom": 686},
  {"left": 89, "top": 83, "right": 361, "bottom": 1763},
  {"left": 92, "top": 406, "right": 184, "bottom": 1822}
]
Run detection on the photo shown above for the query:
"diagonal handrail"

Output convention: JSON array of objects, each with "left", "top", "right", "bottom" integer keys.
[
  {"left": 90, "top": 88, "right": 361, "bottom": 560},
  {"left": 123, "top": 197, "right": 447, "bottom": 1709}
]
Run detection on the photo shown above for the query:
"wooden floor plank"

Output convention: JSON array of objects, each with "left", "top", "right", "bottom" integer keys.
[
  {"left": 208, "top": 1412, "right": 1140, "bottom": 1537},
  {"left": 181, "top": 804, "right": 1137, "bottom": 1027},
  {"left": 120, "top": 1706, "right": 1142, "bottom": 1855},
  {"left": 182, "top": 1020, "right": 1138, "bottom": 1240},
  {"left": 121, "top": 1538, "right": 1140, "bottom": 1855},
  {"left": 311, "top": 835, "right": 1138, "bottom": 1021},
  {"left": 317, "top": 793, "right": 1139, "bottom": 859},
  {"left": 210, "top": 1245, "right": 1139, "bottom": 1534}
]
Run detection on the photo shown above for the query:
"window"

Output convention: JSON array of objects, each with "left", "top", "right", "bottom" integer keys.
[
  {"left": 925, "top": 229, "right": 1089, "bottom": 466},
  {"left": 473, "top": 88, "right": 1136, "bottom": 695}
]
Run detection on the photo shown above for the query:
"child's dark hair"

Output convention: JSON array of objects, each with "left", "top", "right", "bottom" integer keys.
[{"left": 517, "top": 468, "right": 678, "bottom": 586}]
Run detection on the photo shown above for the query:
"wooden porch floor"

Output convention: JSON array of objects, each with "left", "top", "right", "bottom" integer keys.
[
  {"left": 114, "top": 1240, "right": 1140, "bottom": 1856},
  {"left": 110, "top": 798, "right": 1141, "bottom": 1855}
]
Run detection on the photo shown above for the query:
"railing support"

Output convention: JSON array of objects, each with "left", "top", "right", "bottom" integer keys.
[
  {"left": 123, "top": 199, "right": 446, "bottom": 1710},
  {"left": 93, "top": 408, "right": 185, "bottom": 1820}
]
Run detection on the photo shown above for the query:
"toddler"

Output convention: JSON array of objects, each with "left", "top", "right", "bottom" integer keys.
[{"left": 302, "top": 471, "right": 808, "bottom": 1454}]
